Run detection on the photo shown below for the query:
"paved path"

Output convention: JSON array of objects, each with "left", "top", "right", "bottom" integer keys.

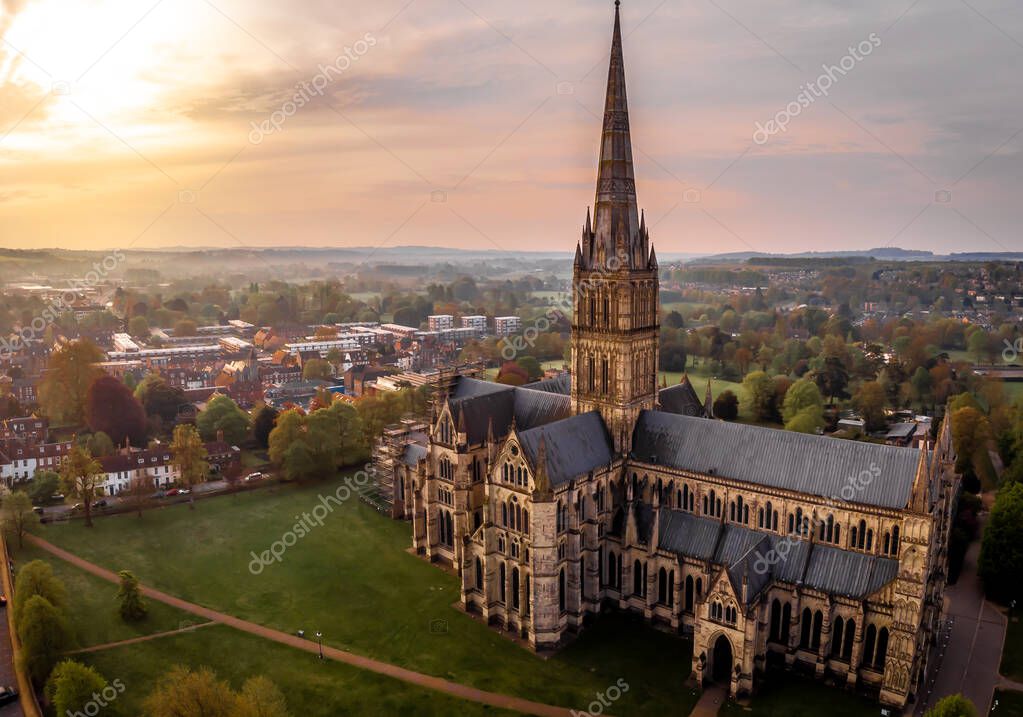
[
  {"left": 66, "top": 621, "right": 217, "bottom": 655},
  {"left": 688, "top": 685, "right": 726, "bottom": 717},
  {"left": 25, "top": 535, "right": 575, "bottom": 717},
  {"left": 914, "top": 518, "right": 1006, "bottom": 716}
]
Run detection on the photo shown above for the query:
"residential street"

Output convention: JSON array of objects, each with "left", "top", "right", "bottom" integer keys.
[{"left": 914, "top": 521, "right": 1006, "bottom": 716}]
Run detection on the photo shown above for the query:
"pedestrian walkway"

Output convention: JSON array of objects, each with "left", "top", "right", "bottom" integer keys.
[
  {"left": 26, "top": 534, "right": 579, "bottom": 717},
  {"left": 66, "top": 621, "right": 216, "bottom": 655},
  {"left": 688, "top": 684, "right": 726, "bottom": 717}
]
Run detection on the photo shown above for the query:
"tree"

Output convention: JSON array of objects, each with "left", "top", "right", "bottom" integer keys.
[
  {"left": 302, "top": 358, "right": 333, "bottom": 381},
  {"left": 268, "top": 410, "right": 305, "bottom": 468},
  {"left": 116, "top": 570, "right": 147, "bottom": 621},
  {"left": 2, "top": 491, "right": 36, "bottom": 549},
  {"left": 853, "top": 381, "right": 888, "bottom": 432},
  {"left": 197, "top": 394, "right": 251, "bottom": 445},
  {"left": 234, "top": 676, "right": 290, "bottom": 717},
  {"left": 327, "top": 401, "right": 369, "bottom": 465},
  {"left": 811, "top": 356, "right": 850, "bottom": 404},
  {"left": 38, "top": 340, "right": 104, "bottom": 425},
  {"left": 86, "top": 431, "right": 115, "bottom": 457},
  {"left": 979, "top": 482, "right": 1023, "bottom": 602},
  {"left": 170, "top": 424, "right": 209, "bottom": 508},
  {"left": 664, "top": 310, "right": 685, "bottom": 329},
  {"left": 517, "top": 356, "right": 543, "bottom": 382},
  {"left": 174, "top": 319, "right": 198, "bottom": 337},
  {"left": 12, "top": 560, "right": 66, "bottom": 627},
  {"left": 741, "top": 371, "right": 775, "bottom": 422},
  {"left": 27, "top": 471, "right": 59, "bottom": 505},
  {"left": 135, "top": 374, "right": 187, "bottom": 423},
  {"left": 123, "top": 473, "right": 154, "bottom": 518},
  {"left": 59, "top": 445, "right": 102, "bottom": 528},
  {"left": 127, "top": 315, "right": 149, "bottom": 337},
  {"left": 85, "top": 374, "right": 148, "bottom": 447},
  {"left": 17, "top": 595, "right": 71, "bottom": 684},
  {"left": 925, "top": 694, "right": 977, "bottom": 717},
  {"left": 713, "top": 390, "right": 739, "bottom": 421},
  {"left": 252, "top": 404, "right": 279, "bottom": 449},
  {"left": 144, "top": 666, "right": 237, "bottom": 717},
  {"left": 951, "top": 406, "right": 996, "bottom": 491},
  {"left": 45, "top": 660, "right": 109, "bottom": 717},
  {"left": 782, "top": 378, "right": 825, "bottom": 433},
  {"left": 911, "top": 366, "right": 934, "bottom": 409},
  {"left": 495, "top": 361, "right": 528, "bottom": 386}
]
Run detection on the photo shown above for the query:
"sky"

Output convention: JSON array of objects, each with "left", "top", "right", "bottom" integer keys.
[{"left": 0, "top": 0, "right": 1021, "bottom": 256}]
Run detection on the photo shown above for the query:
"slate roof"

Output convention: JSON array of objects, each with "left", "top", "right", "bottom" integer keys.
[
  {"left": 522, "top": 373, "right": 571, "bottom": 395},
  {"left": 517, "top": 411, "right": 614, "bottom": 487},
  {"left": 402, "top": 443, "right": 428, "bottom": 466},
  {"left": 655, "top": 508, "right": 899, "bottom": 599},
  {"left": 658, "top": 377, "right": 708, "bottom": 417},
  {"left": 447, "top": 380, "right": 570, "bottom": 445},
  {"left": 633, "top": 410, "right": 920, "bottom": 509}
]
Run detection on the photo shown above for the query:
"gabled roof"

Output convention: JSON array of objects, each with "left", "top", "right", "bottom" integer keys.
[
  {"left": 522, "top": 373, "right": 571, "bottom": 395},
  {"left": 655, "top": 508, "right": 899, "bottom": 599},
  {"left": 517, "top": 411, "right": 614, "bottom": 488},
  {"left": 633, "top": 410, "right": 919, "bottom": 509},
  {"left": 447, "top": 379, "right": 570, "bottom": 445},
  {"left": 658, "top": 376, "right": 709, "bottom": 418}
]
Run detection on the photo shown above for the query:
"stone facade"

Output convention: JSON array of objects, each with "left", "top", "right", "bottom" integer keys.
[{"left": 407, "top": 3, "right": 959, "bottom": 708}]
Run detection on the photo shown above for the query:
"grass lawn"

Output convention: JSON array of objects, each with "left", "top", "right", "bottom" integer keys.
[
  {"left": 81, "top": 625, "right": 523, "bottom": 716},
  {"left": 30, "top": 476, "right": 698, "bottom": 716},
  {"left": 1002, "top": 614, "right": 1023, "bottom": 682},
  {"left": 11, "top": 542, "right": 198, "bottom": 649},
  {"left": 719, "top": 673, "right": 879, "bottom": 717},
  {"left": 994, "top": 690, "right": 1023, "bottom": 717},
  {"left": 13, "top": 542, "right": 519, "bottom": 716}
]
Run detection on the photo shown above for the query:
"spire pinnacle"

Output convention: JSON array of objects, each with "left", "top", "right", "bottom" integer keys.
[{"left": 590, "top": 0, "right": 642, "bottom": 271}]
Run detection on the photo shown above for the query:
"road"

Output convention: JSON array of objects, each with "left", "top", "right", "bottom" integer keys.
[
  {"left": 36, "top": 478, "right": 231, "bottom": 519},
  {"left": 914, "top": 519, "right": 1006, "bottom": 716}
]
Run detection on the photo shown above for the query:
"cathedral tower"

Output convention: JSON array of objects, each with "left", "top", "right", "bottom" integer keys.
[{"left": 571, "top": 0, "right": 660, "bottom": 453}]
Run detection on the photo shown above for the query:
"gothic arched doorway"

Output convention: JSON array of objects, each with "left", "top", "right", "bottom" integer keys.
[{"left": 711, "top": 634, "right": 733, "bottom": 684}]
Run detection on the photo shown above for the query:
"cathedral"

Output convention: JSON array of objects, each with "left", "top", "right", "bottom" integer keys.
[{"left": 400, "top": 2, "right": 959, "bottom": 707}]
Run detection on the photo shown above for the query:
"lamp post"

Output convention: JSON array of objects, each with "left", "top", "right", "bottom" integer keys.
[{"left": 316, "top": 631, "right": 323, "bottom": 660}]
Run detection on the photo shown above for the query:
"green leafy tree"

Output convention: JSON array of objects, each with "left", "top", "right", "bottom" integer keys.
[
  {"left": 86, "top": 430, "right": 115, "bottom": 457},
  {"left": 18, "top": 595, "right": 72, "bottom": 684},
  {"left": 978, "top": 482, "right": 1023, "bottom": 602},
  {"left": 38, "top": 340, "right": 105, "bottom": 425},
  {"left": 2, "top": 491, "right": 36, "bottom": 549},
  {"left": 302, "top": 358, "right": 333, "bottom": 381},
  {"left": 951, "top": 406, "right": 996, "bottom": 491},
  {"left": 924, "top": 694, "right": 977, "bottom": 717},
  {"left": 268, "top": 410, "right": 305, "bottom": 467},
  {"left": 853, "top": 381, "right": 888, "bottom": 432},
  {"left": 12, "top": 560, "right": 66, "bottom": 627},
  {"left": 59, "top": 445, "right": 103, "bottom": 528},
  {"left": 811, "top": 356, "right": 850, "bottom": 404},
  {"left": 327, "top": 401, "right": 369, "bottom": 465},
  {"left": 45, "top": 660, "right": 109, "bottom": 717},
  {"left": 144, "top": 666, "right": 237, "bottom": 717},
  {"left": 127, "top": 315, "right": 149, "bottom": 337},
  {"left": 517, "top": 356, "right": 543, "bottom": 382},
  {"left": 116, "top": 570, "right": 147, "bottom": 621},
  {"left": 197, "top": 394, "right": 251, "bottom": 445},
  {"left": 713, "top": 390, "right": 739, "bottom": 421},
  {"left": 741, "top": 371, "right": 775, "bottom": 422},
  {"left": 781, "top": 378, "right": 824, "bottom": 425},
  {"left": 27, "top": 471, "right": 59, "bottom": 505},
  {"left": 170, "top": 424, "right": 209, "bottom": 508},
  {"left": 135, "top": 374, "right": 187, "bottom": 423}
]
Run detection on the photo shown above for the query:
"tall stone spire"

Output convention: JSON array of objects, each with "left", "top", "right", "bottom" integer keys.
[{"left": 587, "top": 0, "right": 644, "bottom": 271}]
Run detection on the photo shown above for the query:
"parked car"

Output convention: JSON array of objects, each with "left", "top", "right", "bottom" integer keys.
[
  {"left": 49, "top": 493, "right": 65, "bottom": 502},
  {"left": 0, "top": 594, "right": 7, "bottom": 606},
  {"left": 94, "top": 499, "right": 108, "bottom": 508},
  {"left": 32, "top": 506, "right": 44, "bottom": 516},
  {"left": 149, "top": 490, "right": 166, "bottom": 500},
  {"left": 165, "top": 488, "right": 181, "bottom": 497},
  {"left": 244, "top": 472, "right": 264, "bottom": 482},
  {"left": 179, "top": 488, "right": 192, "bottom": 495},
  {"left": 70, "top": 503, "right": 83, "bottom": 512},
  {"left": 0, "top": 686, "right": 17, "bottom": 705}
]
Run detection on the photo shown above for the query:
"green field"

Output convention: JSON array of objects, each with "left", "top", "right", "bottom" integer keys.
[{"left": 27, "top": 475, "right": 698, "bottom": 716}]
